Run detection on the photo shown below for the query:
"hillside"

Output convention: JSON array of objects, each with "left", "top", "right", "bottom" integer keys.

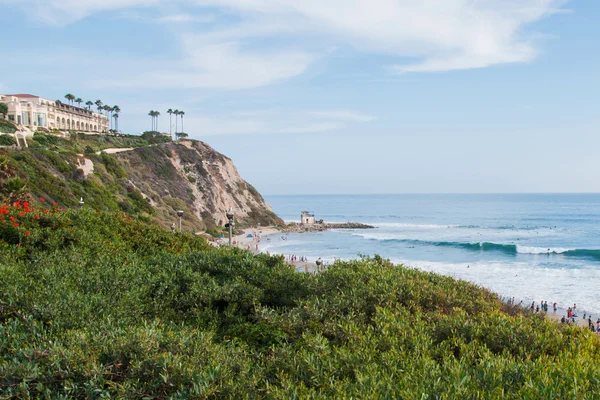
[
  {"left": 0, "top": 133, "right": 282, "bottom": 232},
  {"left": 2, "top": 204, "right": 600, "bottom": 398}
]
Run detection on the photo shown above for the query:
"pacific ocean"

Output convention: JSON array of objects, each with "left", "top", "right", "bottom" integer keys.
[{"left": 264, "top": 194, "right": 600, "bottom": 315}]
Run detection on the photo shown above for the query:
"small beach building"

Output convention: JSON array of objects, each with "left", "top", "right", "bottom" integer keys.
[{"left": 301, "top": 211, "right": 316, "bottom": 225}]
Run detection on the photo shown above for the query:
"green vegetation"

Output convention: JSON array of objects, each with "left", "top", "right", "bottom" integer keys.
[
  {"left": 140, "top": 131, "right": 172, "bottom": 145},
  {"left": 1, "top": 203, "right": 600, "bottom": 398},
  {"left": 0, "top": 135, "right": 15, "bottom": 146},
  {"left": 0, "top": 120, "right": 16, "bottom": 134},
  {"left": 0, "top": 102, "right": 7, "bottom": 117}
]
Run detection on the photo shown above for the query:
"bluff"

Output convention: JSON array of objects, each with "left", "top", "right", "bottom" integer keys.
[
  {"left": 114, "top": 140, "right": 283, "bottom": 230},
  {"left": 0, "top": 134, "right": 282, "bottom": 232}
]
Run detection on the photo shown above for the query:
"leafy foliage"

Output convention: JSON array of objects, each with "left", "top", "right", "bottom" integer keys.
[
  {"left": 1, "top": 205, "right": 600, "bottom": 398},
  {"left": 141, "top": 131, "right": 172, "bottom": 145},
  {"left": 0, "top": 134, "right": 15, "bottom": 146},
  {"left": 0, "top": 120, "right": 16, "bottom": 134}
]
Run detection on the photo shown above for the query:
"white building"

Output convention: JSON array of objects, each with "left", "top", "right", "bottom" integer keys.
[
  {"left": 0, "top": 94, "right": 109, "bottom": 133},
  {"left": 301, "top": 211, "right": 316, "bottom": 225}
]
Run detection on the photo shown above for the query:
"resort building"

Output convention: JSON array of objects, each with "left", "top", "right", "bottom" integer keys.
[{"left": 0, "top": 94, "right": 109, "bottom": 133}]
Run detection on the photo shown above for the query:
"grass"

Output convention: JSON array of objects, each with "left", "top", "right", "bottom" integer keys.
[{"left": 1, "top": 203, "right": 600, "bottom": 398}]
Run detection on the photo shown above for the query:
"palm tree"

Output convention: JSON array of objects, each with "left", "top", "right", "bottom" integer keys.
[
  {"left": 113, "top": 113, "right": 119, "bottom": 133},
  {"left": 155, "top": 111, "right": 160, "bottom": 132},
  {"left": 179, "top": 110, "right": 185, "bottom": 133},
  {"left": 148, "top": 110, "right": 155, "bottom": 131},
  {"left": 173, "top": 109, "right": 179, "bottom": 133},
  {"left": 65, "top": 93, "right": 75, "bottom": 105},
  {"left": 112, "top": 105, "right": 121, "bottom": 132},
  {"left": 167, "top": 109, "right": 173, "bottom": 135},
  {"left": 75, "top": 98, "right": 83, "bottom": 108},
  {"left": 103, "top": 105, "right": 112, "bottom": 129},
  {"left": 95, "top": 100, "right": 103, "bottom": 113},
  {"left": 85, "top": 101, "right": 93, "bottom": 111}
]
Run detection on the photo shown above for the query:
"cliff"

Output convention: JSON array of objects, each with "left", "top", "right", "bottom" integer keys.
[
  {"left": 0, "top": 135, "right": 282, "bottom": 232},
  {"left": 115, "top": 140, "right": 282, "bottom": 230}
]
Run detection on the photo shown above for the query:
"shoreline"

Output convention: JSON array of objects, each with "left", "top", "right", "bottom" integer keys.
[{"left": 223, "top": 226, "right": 600, "bottom": 333}]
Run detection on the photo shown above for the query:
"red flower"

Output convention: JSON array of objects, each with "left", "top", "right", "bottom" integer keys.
[
  {"left": 23, "top": 202, "right": 30, "bottom": 212},
  {"left": 35, "top": 215, "right": 40, "bottom": 220},
  {"left": 53, "top": 202, "right": 58, "bottom": 207},
  {"left": 13, "top": 201, "right": 21, "bottom": 208},
  {"left": 13, "top": 223, "right": 19, "bottom": 227},
  {"left": 40, "top": 197, "right": 46, "bottom": 203},
  {"left": 24, "top": 231, "right": 31, "bottom": 236},
  {"left": 10, "top": 216, "right": 15, "bottom": 222},
  {"left": 19, "top": 211, "right": 25, "bottom": 217}
]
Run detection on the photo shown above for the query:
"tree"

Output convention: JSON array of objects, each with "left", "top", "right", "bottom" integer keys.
[
  {"left": 113, "top": 113, "right": 119, "bottom": 133},
  {"left": 179, "top": 110, "right": 185, "bottom": 133},
  {"left": 167, "top": 109, "right": 173, "bottom": 135},
  {"left": 104, "top": 105, "right": 112, "bottom": 130},
  {"left": 173, "top": 109, "right": 179, "bottom": 133},
  {"left": 149, "top": 110, "right": 156, "bottom": 131},
  {"left": 178, "top": 132, "right": 189, "bottom": 139},
  {"left": 155, "top": 111, "right": 160, "bottom": 132},
  {"left": 112, "top": 105, "right": 121, "bottom": 133},
  {"left": 75, "top": 98, "right": 83, "bottom": 108},
  {"left": 85, "top": 101, "right": 93, "bottom": 110},
  {"left": 65, "top": 94, "right": 75, "bottom": 105},
  {"left": 0, "top": 102, "right": 7, "bottom": 118},
  {"left": 95, "top": 100, "right": 103, "bottom": 113}
]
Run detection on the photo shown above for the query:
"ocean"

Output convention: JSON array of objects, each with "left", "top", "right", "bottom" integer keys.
[{"left": 263, "top": 194, "right": 600, "bottom": 315}]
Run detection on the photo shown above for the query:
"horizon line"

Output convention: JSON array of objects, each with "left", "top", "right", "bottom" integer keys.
[{"left": 264, "top": 192, "right": 600, "bottom": 196}]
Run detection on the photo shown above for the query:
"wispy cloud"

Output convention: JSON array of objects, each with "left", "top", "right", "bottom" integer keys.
[
  {"left": 310, "top": 111, "right": 377, "bottom": 123},
  {"left": 91, "top": 38, "right": 315, "bottom": 90},
  {"left": 182, "top": 109, "right": 375, "bottom": 136},
  {"left": 156, "top": 13, "right": 214, "bottom": 23}
]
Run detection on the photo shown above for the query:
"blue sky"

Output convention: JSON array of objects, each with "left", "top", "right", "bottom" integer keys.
[{"left": 1, "top": 0, "right": 598, "bottom": 194}]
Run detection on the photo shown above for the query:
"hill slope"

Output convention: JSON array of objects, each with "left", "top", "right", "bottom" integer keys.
[
  {"left": 1, "top": 204, "right": 600, "bottom": 398},
  {"left": 0, "top": 134, "right": 282, "bottom": 232}
]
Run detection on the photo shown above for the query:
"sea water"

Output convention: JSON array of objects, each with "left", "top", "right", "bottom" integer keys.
[{"left": 263, "top": 194, "right": 600, "bottom": 314}]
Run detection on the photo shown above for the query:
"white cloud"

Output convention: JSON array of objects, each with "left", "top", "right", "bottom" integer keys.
[
  {"left": 92, "top": 38, "right": 315, "bottom": 90},
  {"left": 310, "top": 111, "right": 377, "bottom": 123},
  {"left": 5, "top": 0, "right": 567, "bottom": 89},
  {"left": 191, "top": 0, "right": 566, "bottom": 73},
  {"left": 156, "top": 14, "right": 214, "bottom": 23},
  {"left": 181, "top": 109, "right": 374, "bottom": 136}
]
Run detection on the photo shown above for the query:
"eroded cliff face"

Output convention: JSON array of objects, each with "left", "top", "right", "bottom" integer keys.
[{"left": 116, "top": 140, "right": 283, "bottom": 231}]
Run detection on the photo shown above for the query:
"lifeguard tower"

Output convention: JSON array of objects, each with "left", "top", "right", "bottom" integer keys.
[{"left": 301, "top": 211, "right": 316, "bottom": 225}]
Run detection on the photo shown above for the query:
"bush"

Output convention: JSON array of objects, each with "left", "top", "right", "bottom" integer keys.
[
  {"left": 1, "top": 205, "right": 600, "bottom": 398},
  {"left": 0, "top": 134, "right": 15, "bottom": 146},
  {"left": 32, "top": 133, "right": 58, "bottom": 146}
]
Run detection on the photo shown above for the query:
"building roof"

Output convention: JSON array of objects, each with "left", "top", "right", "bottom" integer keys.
[{"left": 4, "top": 94, "right": 39, "bottom": 98}]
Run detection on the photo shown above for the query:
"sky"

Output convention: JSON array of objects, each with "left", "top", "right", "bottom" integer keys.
[{"left": 1, "top": 0, "right": 598, "bottom": 195}]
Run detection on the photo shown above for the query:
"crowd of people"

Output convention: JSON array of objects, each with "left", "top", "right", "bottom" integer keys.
[{"left": 507, "top": 297, "right": 600, "bottom": 334}]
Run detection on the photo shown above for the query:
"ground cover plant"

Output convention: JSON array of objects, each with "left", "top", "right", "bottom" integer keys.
[{"left": 1, "top": 203, "right": 600, "bottom": 398}]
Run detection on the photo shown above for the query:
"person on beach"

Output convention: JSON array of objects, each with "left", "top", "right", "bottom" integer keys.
[
  {"left": 561, "top": 315, "right": 566, "bottom": 324},
  {"left": 553, "top": 302, "right": 557, "bottom": 314}
]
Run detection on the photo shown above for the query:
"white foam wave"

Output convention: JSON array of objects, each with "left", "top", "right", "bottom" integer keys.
[
  {"left": 373, "top": 223, "right": 460, "bottom": 229},
  {"left": 390, "top": 258, "right": 600, "bottom": 315},
  {"left": 516, "top": 245, "right": 574, "bottom": 254}
]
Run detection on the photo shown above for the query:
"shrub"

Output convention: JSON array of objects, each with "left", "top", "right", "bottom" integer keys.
[
  {"left": 1, "top": 205, "right": 600, "bottom": 398},
  {"left": 0, "top": 134, "right": 15, "bottom": 146},
  {"left": 32, "top": 133, "right": 58, "bottom": 146}
]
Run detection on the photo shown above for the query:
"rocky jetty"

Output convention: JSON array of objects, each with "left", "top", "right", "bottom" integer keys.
[{"left": 285, "top": 222, "right": 374, "bottom": 233}]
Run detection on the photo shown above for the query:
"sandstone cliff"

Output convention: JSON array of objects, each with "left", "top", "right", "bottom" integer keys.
[{"left": 116, "top": 140, "right": 282, "bottom": 230}]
